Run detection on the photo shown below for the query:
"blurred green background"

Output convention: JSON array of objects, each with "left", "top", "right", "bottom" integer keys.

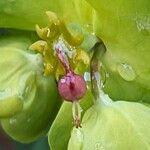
[{"left": 0, "top": 127, "right": 49, "bottom": 150}]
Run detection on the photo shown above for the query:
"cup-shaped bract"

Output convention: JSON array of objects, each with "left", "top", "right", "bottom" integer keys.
[
  {"left": 0, "top": 46, "right": 60, "bottom": 143},
  {"left": 68, "top": 93, "right": 150, "bottom": 150}
]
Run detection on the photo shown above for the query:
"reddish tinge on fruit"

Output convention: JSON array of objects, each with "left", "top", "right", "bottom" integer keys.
[{"left": 58, "top": 72, "right": 87, "bottom": 102}]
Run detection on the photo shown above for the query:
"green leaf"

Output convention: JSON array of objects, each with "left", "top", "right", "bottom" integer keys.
[{"left": 68, "top": 92, "right": 150, "bottom": 150}]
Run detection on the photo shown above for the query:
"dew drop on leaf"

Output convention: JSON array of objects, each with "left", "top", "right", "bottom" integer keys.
[
  {"left": 117, "top": 63, "right": 136, "bottom": 81},
  {"left": 84, "top": 72, "right": 91, "bottom": 82}
]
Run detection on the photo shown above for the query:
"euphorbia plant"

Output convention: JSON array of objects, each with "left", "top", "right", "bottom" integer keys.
[{"left": 0, "top": 0, "right": 150, "bottom": 150}]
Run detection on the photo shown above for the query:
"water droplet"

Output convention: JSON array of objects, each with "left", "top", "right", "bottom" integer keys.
[
  {"left": 84, "top": 72, "right": 91, "bottom": 81},
  {"left": 117, "top": 63, "right": 136, "bottom": 81}
]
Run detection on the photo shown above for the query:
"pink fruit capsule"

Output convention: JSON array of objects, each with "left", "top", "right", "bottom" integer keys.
[{"left": 58, "top": 72, "right": 87, "bottom": 102}]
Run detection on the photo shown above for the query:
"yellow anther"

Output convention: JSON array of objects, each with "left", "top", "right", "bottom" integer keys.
[
  {"left": 74, "top": 49, "right": 90, "bottom": 65},
  {"left": 29, "top": 40, "right": 48, "bottom": 54},
  {"left": 44, "top": 63, "right": 54, "bottom": 76},
  {"left": 46, "top": 11, "right": 60, "bottom": 26},
  {"left": 35, "top": 25, "right": 49, "bottom": 40}
]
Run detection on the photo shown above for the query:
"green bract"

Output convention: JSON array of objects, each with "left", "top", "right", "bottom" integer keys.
[
  {"left": 0, "top": 33, "right": 37, "bottom": 117},
  {"left": 68, "top": 92, "right": 150, "bottom": 150},
  {"left": 0, "top": 35, "right": 61, "bottom": 143}
]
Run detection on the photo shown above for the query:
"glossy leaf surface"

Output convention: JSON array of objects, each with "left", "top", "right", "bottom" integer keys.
[{"left": 68, "top": 92, "right": 150, "bottom": 150}]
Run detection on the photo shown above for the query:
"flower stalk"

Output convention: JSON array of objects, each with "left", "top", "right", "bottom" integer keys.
[{"left": 90, "top": 41, "right": 106, "bottom": 100}]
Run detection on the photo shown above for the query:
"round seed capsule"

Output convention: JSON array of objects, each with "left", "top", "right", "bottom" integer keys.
[{"left": 58, "top": 72, "right": 87, "bottom": 102}]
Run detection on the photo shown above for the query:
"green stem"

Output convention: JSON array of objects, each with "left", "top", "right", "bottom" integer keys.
[
  {"left": 72, "top": 101, "right": 82, "bottom": 128},
  {"left": 90, "top": 40, "right": 106, "bottom": 100}
]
